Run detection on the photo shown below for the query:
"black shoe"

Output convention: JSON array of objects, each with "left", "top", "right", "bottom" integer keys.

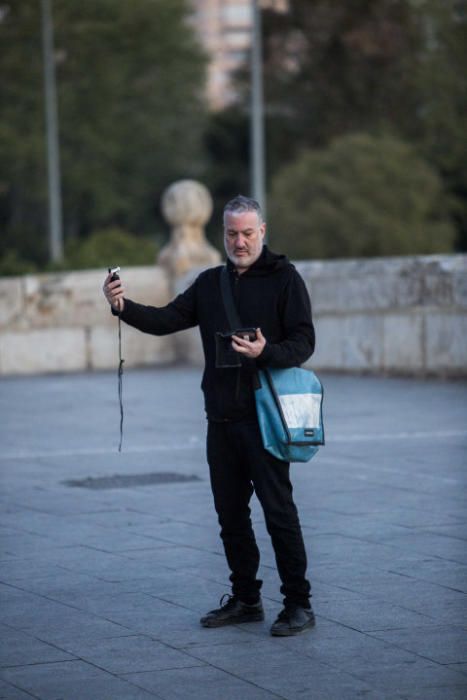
[
  {"left": 200, "top": 594, "right": 264, "bottom": 628},
  {"left": 270, "top": 604, "right": 316, "bottom": 636}
]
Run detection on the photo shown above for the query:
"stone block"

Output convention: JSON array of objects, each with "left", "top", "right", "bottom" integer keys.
[
  {"left": 451, "top": 259, "right": 467, "bottom": 308},
  {"left": 343, "top": 271, "right": 398, "bottom": 312},
  {"left": 423, "top": 275, "right": 453, "bottom": 306},
  {"left": 425, "top": 313, "right": 467, "bottom": 372},
  {"left": 297, "top": 261, "right": 343, "bottom": 314},
  {"left": 383, "top": 313, "right": 423, "bottom": 371},
  {"left": 304, "top": 315, "right": 343, "bottom": 370},
  {"left": 298, "top": 258, "right": 418, "bottom": 313},
  {"left": 89, "top": 325, "right": 125, "bottom": 370},
  {"left": 0, "top": 328, "right": 86, "bottom": 375},
  {"left": 419, "top": 256, "right": 467, "bottom": 307},
  {"left": 89, "top": 325, "right": 176, "bottom": 369},
  {"left": 342, "top": 314, "right": 383, "bottom": 370},
  {"left": 0, "top": 277, "right": 23, "bottom": 328},
  {"left": 394, "top": 259, "right": 425, "bottom": 307},
  {"left": 61, "top": 269, "right": 117, "bottom": 328},
  {"left": 298, "top": 255, "right": 467, "bottom": 315},
  {"left": 20, "top": 272, "right": 77, "bottom": 330}
]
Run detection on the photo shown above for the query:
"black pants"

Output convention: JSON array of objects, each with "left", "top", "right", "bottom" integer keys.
[{"left": 207, "top": 417, "right": 311, "bottom": 608}]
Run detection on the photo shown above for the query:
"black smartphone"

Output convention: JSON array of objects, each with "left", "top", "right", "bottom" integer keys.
[{"left": 108, "top": 266, "right": 120, "bottom": 282}]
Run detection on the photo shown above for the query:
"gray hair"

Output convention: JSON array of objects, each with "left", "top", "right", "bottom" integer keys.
[{"left": 223, "top": 195, "right": 263, "bottom": 224}]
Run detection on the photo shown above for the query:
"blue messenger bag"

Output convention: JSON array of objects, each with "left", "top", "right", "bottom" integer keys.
[
  {"left": 254, "top": 366, "right": 324, "bottom": 462},
  {"left": 220, "top": 266, "right": 324, "bottom": 463}
]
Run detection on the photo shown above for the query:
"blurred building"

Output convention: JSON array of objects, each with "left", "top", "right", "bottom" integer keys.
[{"left": 189, "top": 0, "right": 288, "bottom": 109}]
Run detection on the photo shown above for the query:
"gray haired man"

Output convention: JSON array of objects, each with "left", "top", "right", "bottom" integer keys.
[{"left": 104, "top": 195, "right": 316, "bottom": 635}]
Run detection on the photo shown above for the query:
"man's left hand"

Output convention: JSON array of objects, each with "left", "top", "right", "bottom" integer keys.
[{"left": 231, "top": 328, "right": 266, "bottom": 359}]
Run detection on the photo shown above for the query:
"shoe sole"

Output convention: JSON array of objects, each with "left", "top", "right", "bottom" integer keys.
[
  {"left": 270, "top": 618, "right": 316, "bottom": 637},
  {"left": 201, "top": 613, "right": 264, "bottom": 628}
]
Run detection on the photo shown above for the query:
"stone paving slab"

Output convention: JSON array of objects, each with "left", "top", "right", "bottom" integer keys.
[
  {"left": 0, "top": 367, "right": 466, "bottom": 700},
  {"left": 367, "top": 624, "right": 467, "bottom": 664},
  {"left": 450, "top": 663, "right": 467, "bottom": 676},
  {"left": 122, "top": 664, "right": 285, "bottom": 700},
  {"left": 57, "top": 634, "right": 206, "bottom": 674},
  {"left": 397, "top": 687, "right": 467, "bottom": 700},
  {"left": 1, "top": 660, "right": 164, "bottom": 700},
  {"left": 180, "top": 641, "right": 387, "bottom": 699},
  {"left": 0, "top": 625, "right": 75, "bottom": 668},
  {"left": 0, "top": 680, "right": 37, "bottom": 700}
]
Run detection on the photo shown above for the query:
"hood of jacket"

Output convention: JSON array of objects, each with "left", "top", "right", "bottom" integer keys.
[{"left": 226, "top": 245, "right": 289, "bottom": 277}]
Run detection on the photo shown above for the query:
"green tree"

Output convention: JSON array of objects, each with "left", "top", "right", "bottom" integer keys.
[
  {"left": 408, "top": 0, "right": 467, "bottom": 249},
  {"left": 64, "top": 228, "right": 157, "bottom": 270},
  {"left": 221, "top": 0, "right": 467, "bottom": 250},
  {"left": 0, "top": 0, "right": 208, "bottom": 267},
  {"left": 203, "top": 106, "right": 250, "bottom": 246},
  {"left": 268, "top": 133, "right": 456, "bottom": 259}
]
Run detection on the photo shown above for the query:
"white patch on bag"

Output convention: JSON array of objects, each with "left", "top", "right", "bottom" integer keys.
[{"left": 278, "top": 393, "right": 321, "bottom": 429}]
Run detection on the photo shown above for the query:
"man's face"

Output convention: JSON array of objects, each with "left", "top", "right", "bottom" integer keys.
[{"left": 224, "top": 210, "right": 266, "bottom": 272}]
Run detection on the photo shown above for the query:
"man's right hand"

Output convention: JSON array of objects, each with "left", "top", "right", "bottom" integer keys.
[{"left": 103, "top": 272, "right": 125, "bottom": 313}]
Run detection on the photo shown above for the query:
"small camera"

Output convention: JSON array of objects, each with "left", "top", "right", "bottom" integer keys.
[
  {"left": 215, "top": 327, "right": 257, "bottom": 368},
  {"left": 229, "top": 328, "right": 257, "bottom": 342},
  {"left": 108, "top": 266, "right": 120, "bottom": 282}
]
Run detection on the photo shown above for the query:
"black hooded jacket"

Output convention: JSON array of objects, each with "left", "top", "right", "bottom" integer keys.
[{"left": 115, "top": 246, "right": 315, "bottom": 421}]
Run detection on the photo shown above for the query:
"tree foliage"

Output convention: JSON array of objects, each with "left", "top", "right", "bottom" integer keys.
[
  {"left": 0, "top": 0, "right": 208, "bottom": 267},
  {"left": 268, "top": 133, "right": 456, "bottom": 259},
  {"left": 226, "top": 0, "right": 467, "bottom": 250},
  {"left": 261, "top": 0, "right": 419, "bottom": 147},
  {"left": 64, "top": 228, "right": 157, "bottom": 270},
  {"left": 203, "top": 106, "right": 250, "bottom": 245}
]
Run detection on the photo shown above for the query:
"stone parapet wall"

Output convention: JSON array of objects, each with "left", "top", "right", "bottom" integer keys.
[
  {"left": 0, "top": 254, "right": 466, "bottom": 376},
  {"left": 296, "top": 255, "right": 467, "bottom": 376},
  {"left": 0, "top": 267, "right": 175, "bottom": 375}
]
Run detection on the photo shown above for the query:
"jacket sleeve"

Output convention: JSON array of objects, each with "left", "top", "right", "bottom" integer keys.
[
  {"left": 112, "top": 279, "right": 198, "bottom": 335},
  {"left": 256, "top": 269, "right": 315, "bottom": 368}
]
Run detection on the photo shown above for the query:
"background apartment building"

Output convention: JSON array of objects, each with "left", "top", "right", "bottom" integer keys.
[{"left": 190, "top": 0, "right": 287, "bottom": 109}]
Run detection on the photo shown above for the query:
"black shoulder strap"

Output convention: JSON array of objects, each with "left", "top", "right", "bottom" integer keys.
[
  {"left": 220, "top": 266, "right": 242, "bottom": 329},
  {"left": 220, "top": 266, "right": 262, "bottom": 391}
]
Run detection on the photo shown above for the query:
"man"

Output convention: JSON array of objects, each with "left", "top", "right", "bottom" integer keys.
[{"left": 103, "top": 195, "right": 315, "bottom": 636}]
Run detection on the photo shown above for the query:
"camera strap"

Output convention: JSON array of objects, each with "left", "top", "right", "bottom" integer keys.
[
  {"left": 117, "top": 315, "right": 125, "bottom": 452},
  {"left": 220, "top": 267, "right": 260, "bottom": 393},
  {"left": 220, "top": 266, "right": 242, "bottom": 328},
  {"left": 220, "top": 266, "right": 243, "bottom": 399}
]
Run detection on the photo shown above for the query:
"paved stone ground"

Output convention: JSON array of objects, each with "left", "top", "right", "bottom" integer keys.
[{"left": 0, "top": 366, "right": 466, "bottom": 700}]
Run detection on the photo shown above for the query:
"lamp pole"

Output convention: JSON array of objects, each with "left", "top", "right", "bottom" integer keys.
[
  {"left": 250, "top": 0, "right": 266, "bottom": 218},
  {"left": 41, "top": 0, "right": 64, "bottom": 263}
]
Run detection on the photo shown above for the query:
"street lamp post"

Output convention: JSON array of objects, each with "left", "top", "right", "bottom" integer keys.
[
  {"left": 250, "top": 0, "right": 266, "bottom": 218},
  {"left": 41, "top": 0, "right": 64, "bottom": 263}
]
